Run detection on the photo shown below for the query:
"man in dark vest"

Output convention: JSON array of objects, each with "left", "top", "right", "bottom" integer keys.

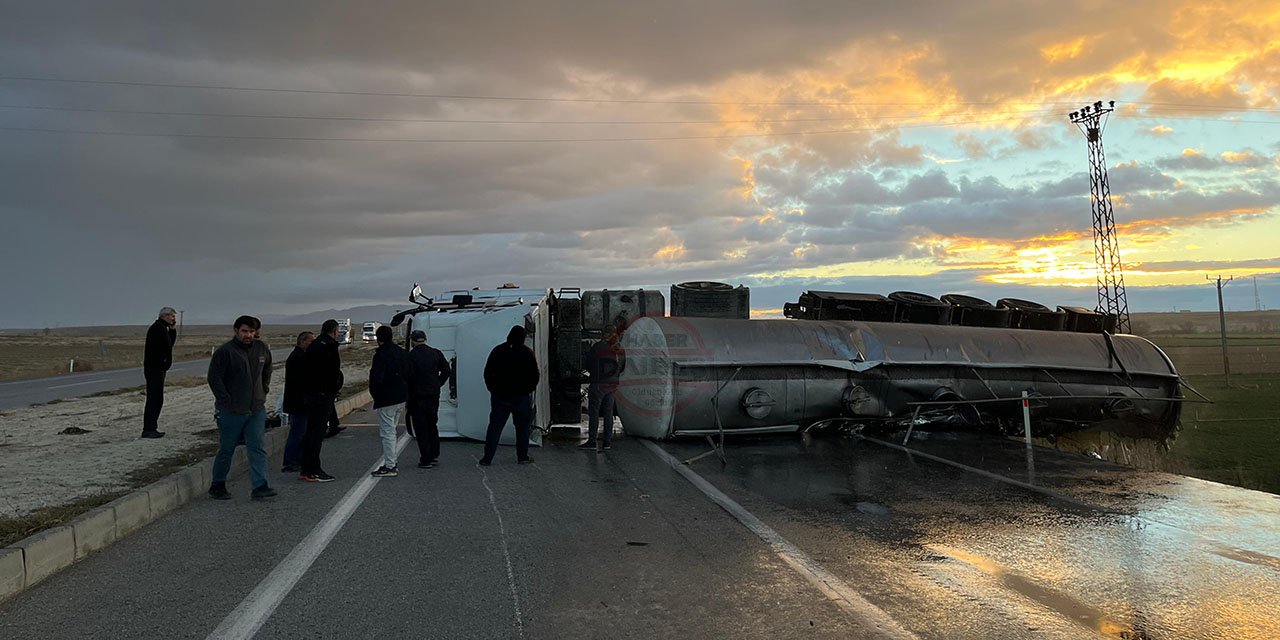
[
  {"left": 300, "top": 319, "right": 343, "bottom": 482},
  {"left": 406, "top": 329, "right": 451, "bottom": 468},
  {"left": 479, "top": 325, "right": 539, "bottom": 466},
  {"left": 141, "top": 306, "right": 178, "bottom": 438}
]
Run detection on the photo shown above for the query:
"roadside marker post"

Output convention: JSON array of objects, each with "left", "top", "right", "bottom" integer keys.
[{"left": 1022, "top": 390, "right": 1036, "bottom": 484}]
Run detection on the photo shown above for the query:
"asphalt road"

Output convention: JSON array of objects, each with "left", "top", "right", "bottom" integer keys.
[
  {"left": 2, "top": 414, "right": 1277, "bottom": 639},
  {"left": 0, "top": 349, "right": 292, "bottom": 410}
]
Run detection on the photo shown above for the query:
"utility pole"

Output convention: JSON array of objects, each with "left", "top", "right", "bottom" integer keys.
[
  {"left": 1070, "top": 100, "right": 1131, "bottom": 333},
  {"left": 1209, "top": 275, "right": 1233, "bottom": 386},
  {"left": 1255, "top": 276, "right": 1263, "bottom": 312}
]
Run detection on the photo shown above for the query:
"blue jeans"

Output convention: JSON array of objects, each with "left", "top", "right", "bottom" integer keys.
[
  {"left": 587, "top": 384, "right": 616, "bottom": 445},
  {"left": 481, "top": 394, "right": 532, "bottom": 463},
  {"left": 283, "top": 412, "right": 308, "bottom": 467},
  {"left": 213, "top": 408, "right": 268, "bottom": 488}
]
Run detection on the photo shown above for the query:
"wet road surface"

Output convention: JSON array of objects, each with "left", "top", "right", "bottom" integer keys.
[{"left": 2, "top": 411, "right": 1277, "bottom": 639}]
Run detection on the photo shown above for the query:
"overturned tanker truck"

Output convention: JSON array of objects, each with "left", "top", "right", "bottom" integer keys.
[
  {"left": 390, "top": 284, "right": 1185, "bottom": 445},
  {"left": 615, "top": 290, "right": 1183, "bottom": 442}
]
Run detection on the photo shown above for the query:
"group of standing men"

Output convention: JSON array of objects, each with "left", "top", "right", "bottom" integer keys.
[
  {"left": 139, "top": 304, "right": 598, "bottom": 500},
  {"left": 202, "top": 316, "right": 347, "bottom": 499},
  {"left": 365, "top": 325, "right": 452, "bottom": 477}
]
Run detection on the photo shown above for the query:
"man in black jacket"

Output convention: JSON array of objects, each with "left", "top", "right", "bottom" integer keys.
[
  {"left": 581, "top": 325, "right": 626, "bottom": 452},
  {"left": 406, "top": 329, "right": 451, "bottom": 468},
  {"left": 206, "top": 315, "right": 275, "bottom": 500},
  {"left": 369, "top": 325, "right": 408, "bottom": 477},
  {"left": 141, "top": 306, "right": 178, "bottom": 438},
  {"left": 281, "top": 331, "right": 314, "bottom": 473},
  {"left": 479, "top": 325, "right": 539, "bottom": 466},
  {"left": 300, "top": 319, "right": 344, "bottom": 482}
]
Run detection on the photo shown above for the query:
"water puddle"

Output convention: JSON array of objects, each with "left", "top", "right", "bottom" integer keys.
[{"left": 929, "top": 543, "right": 1140, "bottom": 638}]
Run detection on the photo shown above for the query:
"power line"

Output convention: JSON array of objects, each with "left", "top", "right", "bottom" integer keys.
[
  {"left": 1124, "top": 114, "right": 1280, "bottom": 126},
  {"left": 0, "top": 102, "right": 1067, "bottom": 125},
  {"left": 0, "top": 114, "right": 1052, "bottom": 143},
  {"left": 0, "top": 74, "right": 1083, "bottom": 107},
  {"left": 2, "top": 74, "right": 1274, "bottom": 115},
  {"left": 1132, "top": 101, "right": 1280, "bottom": 114}
]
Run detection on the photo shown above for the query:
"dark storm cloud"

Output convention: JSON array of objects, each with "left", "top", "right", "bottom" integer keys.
[{"left": 3, "top": 1, "right": 1279, "bottom": 325}]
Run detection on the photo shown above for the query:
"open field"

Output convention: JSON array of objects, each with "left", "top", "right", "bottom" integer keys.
[
  {"left": 1138, "top": 333, "right": 1280, "bottom": 376},
  {"left": 0, "top": 324, "right": 315, "bottom": 382},
  {"left": 1131, "top": 309, "right": 1280, "bottom": 335},
  {"left": 1164, "top": 373, "right": 1280, "bottom": 493}
]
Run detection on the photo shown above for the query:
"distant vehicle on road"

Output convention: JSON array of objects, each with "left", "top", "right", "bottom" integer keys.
[
  {"left": 336, "top": 318, "right": 352, "bottom": 345},
  {"left": 361, "top": 321, "right": 382, "bottom": 342}
]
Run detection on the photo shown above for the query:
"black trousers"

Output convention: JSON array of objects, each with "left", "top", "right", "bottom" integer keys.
[
  {"left": 302, "top": 395, "right": 334, "bottom": 475},
  {"left": 142, "top": 367, "right": 166, "bottom": 434},
  {"left": 408, "top": 396, "right": 441, "bottom": 463},
  {"left": 481, "top": 394, "right": 532, "bottom": 463}
]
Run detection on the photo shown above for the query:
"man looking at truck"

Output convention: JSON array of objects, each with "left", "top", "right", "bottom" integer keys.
[
  {"left": 407, "top": 329, "right": 451, "bottom": 468},
  {"left": 479, "top": 325, "right": 539, "bottom": 466},
  {"left": 581, "top": 324, "right": 625, "bottom": 452},
  {"left": 369, "top": 325, "right": 408, "bottom": 477}
]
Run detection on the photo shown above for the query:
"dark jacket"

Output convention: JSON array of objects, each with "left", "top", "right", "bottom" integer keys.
[
  {"left": 369, "top": 341, "right": 409, "bottom": 409},
  {"left": 304, "top": 333, "right": 344, "bottom": 399},
  {"left": 144, "top": 318, "right": 177, "bottom": 371},
  {"left": 407, "top": 344, "right": 451, "bottom": 400},
  {"left": 283, "top": 346, "right": 307, "bottom": 414},
  {"left": 484, "top": 333, "right": 540, "bottom": 398},
  {"left": 207, "top": 338, "right": 272, "bottom": 415},
  {"left": 584, "top": 339, "right": 626, "bottom": 387}
]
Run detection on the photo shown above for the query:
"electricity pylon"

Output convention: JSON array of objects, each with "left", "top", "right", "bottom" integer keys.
[{"left": 1070, "top": 100, "right": 1131, "bottom": 333}]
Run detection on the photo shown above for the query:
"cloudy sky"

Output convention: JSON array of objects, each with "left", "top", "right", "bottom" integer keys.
[{"left": 2, "top": 1, "right": 1278, "bottom": 327}]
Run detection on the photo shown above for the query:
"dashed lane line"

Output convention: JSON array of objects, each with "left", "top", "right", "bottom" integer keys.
[{"left": 205, "top": 433, "right": 411, "bottom": 640}]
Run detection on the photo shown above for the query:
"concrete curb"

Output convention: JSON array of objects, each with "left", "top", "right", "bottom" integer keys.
[{"left": 0, "top": 390, "right": 372, "bottom": 604}]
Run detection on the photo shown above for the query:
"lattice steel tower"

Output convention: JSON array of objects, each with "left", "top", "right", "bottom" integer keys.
[{"left": 1070, "top": 100, "right": 1130, "bottom": 333}]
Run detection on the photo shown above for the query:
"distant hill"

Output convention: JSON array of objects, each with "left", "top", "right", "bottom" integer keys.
[{"left": 259, "top": 304, "right": 407, "bottom": 325}]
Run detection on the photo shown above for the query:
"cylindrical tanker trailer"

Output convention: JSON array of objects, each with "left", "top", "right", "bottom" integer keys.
[{"left": 614, "top": 316, "right": 1182, "bottom": 441}]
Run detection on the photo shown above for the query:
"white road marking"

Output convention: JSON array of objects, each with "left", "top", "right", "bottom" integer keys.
[
  {"left": 205, "top": 433, "right": 410, "bottom": 640},
  {"left": 478, "top": 462, "right": 526, "bottom": 638},
  {"left": 47, "top": 379, "right": 109, "bottom": 389},
  {"left": 641, "top": 440, "right": 916, "bottom": 640}
]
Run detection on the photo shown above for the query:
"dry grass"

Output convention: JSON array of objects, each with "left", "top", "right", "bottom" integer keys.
[
  {"left": 0, "top": 325, "right": 314, "bottom": 382},
  {"left": 0, "top": 418, "right": 229, "bottom": 547},
  {"left": 0, "top": 492, "right": 128, "bottom": 548}
]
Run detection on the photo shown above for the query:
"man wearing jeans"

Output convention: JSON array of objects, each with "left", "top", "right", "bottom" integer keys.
[
  {"left": 479, "top": 325, "right": 540, "bottom": 466},
  {"left": 581, "top": 326, "right": 625, "bottom": 452},
  {"left": 206, "top": 315, "right": 276, "bottom": 501},
  {"left": 369, "top": 325, "right": 408, "bottom": 477}
]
